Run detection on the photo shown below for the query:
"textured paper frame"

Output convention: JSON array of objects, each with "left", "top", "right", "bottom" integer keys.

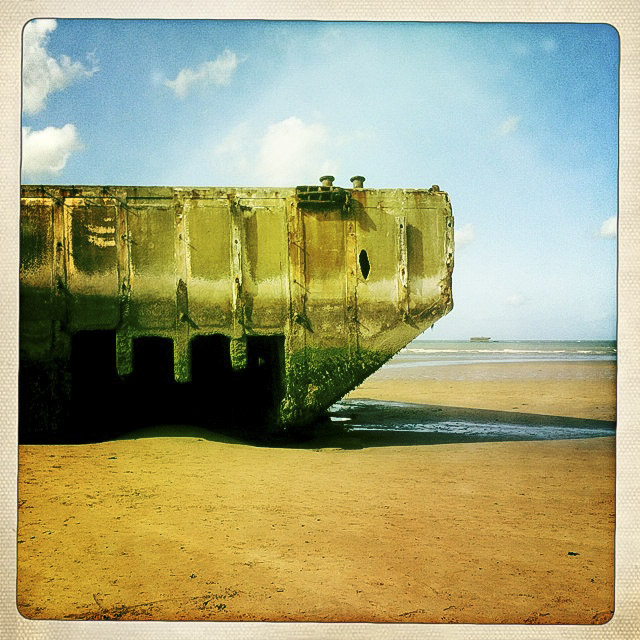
[{"left": 1, "top": 2, "right": 638, "bottom": 639}]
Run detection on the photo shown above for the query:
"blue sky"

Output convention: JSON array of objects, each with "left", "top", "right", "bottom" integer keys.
[{"left": 21, "top": 20, "right": 619, "bottom": 340}]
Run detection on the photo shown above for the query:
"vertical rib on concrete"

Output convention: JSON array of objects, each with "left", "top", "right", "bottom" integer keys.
[
  {"left": 116, "top": 190, "right": 132, "bottom": 377},
  {"left": 229, "top": 200, "right": 248, "bottom": 371},
  {"left": 173, "top": 191, "right": 191, "bottom": 382}
]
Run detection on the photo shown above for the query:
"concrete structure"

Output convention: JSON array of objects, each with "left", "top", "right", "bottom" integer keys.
[{"left": 19, "top": 180, "right": 454, "bottom": 439}]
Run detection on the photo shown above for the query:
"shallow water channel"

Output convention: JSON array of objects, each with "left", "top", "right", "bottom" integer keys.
[{"left": 328, "top": 398, "right": 615, "bottom": 443}]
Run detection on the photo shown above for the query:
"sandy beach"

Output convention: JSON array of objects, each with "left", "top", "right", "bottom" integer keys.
[
  {"left": 17, "top": 360, "right": 616, "bottom": 623},
  {"left": 348, "top": 360, "right": 617, "bottom": 421}
]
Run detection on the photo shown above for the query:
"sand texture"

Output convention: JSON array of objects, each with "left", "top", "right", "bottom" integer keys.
[
  {"left": 17, "top": 361, "right": 616, "bottom": 623},
  {"left": 348, "top": 360, "right": 617, "bottom": 421}
]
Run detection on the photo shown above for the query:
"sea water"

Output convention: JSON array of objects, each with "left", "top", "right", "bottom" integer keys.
[
  {"left": 387, "top": 339, "right": 616, "bottom": 368},
  {"left": 330, "top": 340, "right": 616, "bottom": 442}
]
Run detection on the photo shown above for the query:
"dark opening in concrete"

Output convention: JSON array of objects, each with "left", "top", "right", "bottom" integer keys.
[
  {"left": 189, "top": 334, "right": 285, "bottom": 429},
  {"left": 21, "top": 331, "right": 287, "bottom": 443},
  {"left": 71, "top": 329, "right": 118, "bottom": 383},
  {"left": 69, "top": 329, "right": 121, "bottom": 440},
  {"left": 359, "top": 249, "right": 371, "bottom": 279},
  {"left": 245, "top": 335, "right": 285, "bottom": 418},
  {"left": 190, "top": 334, "right": 232, "bottom": 381},
  {"left": 131, "top": 336, "right": 175, "bottom": 384}
]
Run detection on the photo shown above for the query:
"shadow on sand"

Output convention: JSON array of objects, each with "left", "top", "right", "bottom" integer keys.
[{"left": 109, "top": 398, "right": 615, "bottom": 451}]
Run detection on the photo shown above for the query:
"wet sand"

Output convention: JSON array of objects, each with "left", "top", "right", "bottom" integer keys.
[
  {"left": 347, "top": 360, "right": 617, "bottom": 421},
  {"left": 17, "top": 360, "right": 616, "bottom": 623}
]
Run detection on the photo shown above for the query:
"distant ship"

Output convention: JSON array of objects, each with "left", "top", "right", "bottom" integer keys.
[{"left": 470, "top": 336, "right": 491, "bottom": 342}]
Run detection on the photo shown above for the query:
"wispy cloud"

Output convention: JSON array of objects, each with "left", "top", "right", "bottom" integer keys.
[
  {"left": 267, "top": 25, "right": 344, "bottom": 57},
  {"left": 455, "top": 223, "right": 475, "bottom": 249},
  {"left": 22, "top": 124, "right": 83, "bottom": 176},
  {"left": 213, "top": 122, "right": 252, "bottom": 173},
  {"left": 215, "top": 116, "right": 347, "bottom": 185},
  {"left": 513, "top": 42, "right": 531, "bottom": 57},
  {"left": 498, "top": 115, "right": 521, "bottom": 136},
  {"left": 597, "top": 216, "right": 617, "bottom": 238},
  {"left": 540, "top": 38, "right": 558, "bottom": 53},
  {"left": 506, "top": 294, "right": 526, "bottom": 306},
  {"left": 22, "top": 19, "right": 98, "bottom": 115},
  {"left": 163, "top": 50, "right": 241, "bottom": 98}
]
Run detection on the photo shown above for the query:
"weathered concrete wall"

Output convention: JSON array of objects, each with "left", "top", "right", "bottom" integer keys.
[{"left": 20, "top": 183, "right": 453, "bottom": 436}]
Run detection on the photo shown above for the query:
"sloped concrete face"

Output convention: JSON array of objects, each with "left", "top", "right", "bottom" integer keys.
[{"left": 19, "top": 183, "right": 453, "bottom": 439}]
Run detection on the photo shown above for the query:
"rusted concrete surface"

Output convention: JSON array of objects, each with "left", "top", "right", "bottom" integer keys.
[{"left": 19, "top": 182, "right": 453, "bottom": 438}]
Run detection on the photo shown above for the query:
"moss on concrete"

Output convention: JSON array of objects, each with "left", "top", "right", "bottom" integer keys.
[{"left": 279, "top": 346, "right": 391, "bottom": 430}]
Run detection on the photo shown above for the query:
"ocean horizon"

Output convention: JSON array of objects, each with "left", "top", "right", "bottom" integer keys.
[{"left": 385, "top": 339, "right": 616, "bottom": 369}]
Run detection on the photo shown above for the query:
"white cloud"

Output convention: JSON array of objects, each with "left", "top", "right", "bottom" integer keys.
[
  {"left": 22, "top": 124, "right": 83, "bottom": 176},
  {"left": 498, "top": 115, "right": 521, "bottom": 136},
  {"left": 213, "top": 122, "right": 252, "bottom": 173},
  {"left": 506, "top": 294, "right": 526, "bottom": 306},
  {"left": 214, "top": 116, "right": 337, "bottom": 185},
  {"left": 540, "top": 38, "right": 558, "bottom": 53},
  {"left": 163, "top": 50, "right": 240, "bottom": 98},
  {"left": 22, "top": 19, "right": 98, "bottom": 115},
  {"left": 455, "top": 223, "right": 475, "bottom": 249},
  {"left": 212, "top": 116, "right": 373, "bottom": 185},
  {"left": 597, "top": 216, "right": 617, "bottom": 238},
  {"left": 256, "top": 117, "right": 333, "bottom": 184}
]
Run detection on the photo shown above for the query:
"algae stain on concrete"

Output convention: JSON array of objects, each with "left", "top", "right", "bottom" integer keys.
[{"left": 19, "top": 182, "right": 453, "bottom": 438}]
